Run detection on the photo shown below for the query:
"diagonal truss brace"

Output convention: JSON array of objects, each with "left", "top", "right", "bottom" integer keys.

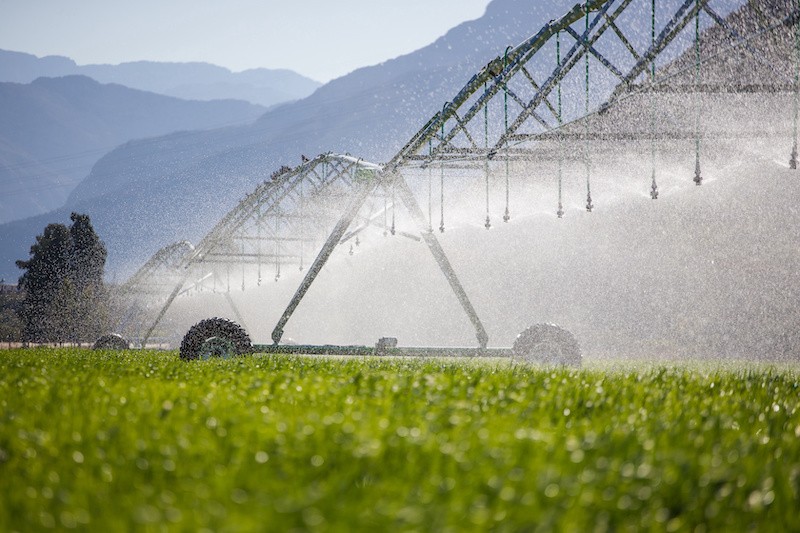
[
  {"left": 270, "top": 175, "right": 377, "bottom": 345},
  {"left": 270, "top": 169, "right": 489, "bottom": 349},
  {"left": 391, "top": 174, "right": 489, "bottom": 348}
]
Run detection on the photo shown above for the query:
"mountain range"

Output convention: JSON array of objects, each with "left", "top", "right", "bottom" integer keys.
[
  {"left": 0, "top": 49, "right": 322, "bottom": 107},
  {"left": 0, "top": 47, "right": 322, "bottom": 227},
  {"left": 0, "top": 75, "right": 267, "bottom": 224}
]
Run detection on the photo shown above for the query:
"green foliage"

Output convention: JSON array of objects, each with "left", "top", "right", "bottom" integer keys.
[
  {"left": 0, "top": 289, "right": 24, "bottom": 342},
  {"left": 68, "top": 213, "right": 106, "bottom": 291},
  {"left": 0, "top": 350, "right": 798, "bottom": 531},
  {"left": 0, "top": 308, "right": 23, "bottom": 342},
  {"left": 15, "top": 213, "right": 108, "bottom": 342}
]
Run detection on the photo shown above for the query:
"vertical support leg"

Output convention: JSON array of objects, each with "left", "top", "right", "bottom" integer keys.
[
  {"left": 271, "top": 177, "right": 377, "bottom": 345},
  {"left": 392, "top": 174, "right": 489, "bottom": 349}
]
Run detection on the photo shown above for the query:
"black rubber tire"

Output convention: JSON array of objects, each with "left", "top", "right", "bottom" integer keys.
[
  {"left": 512, "top": 324, "right": 581, "bottom": 367},
  {"left": 179, "top": 317, "right": 252, "bottom": 361},
  {"left": 92, "top": 334, "right": 130, "bottom": 350}
]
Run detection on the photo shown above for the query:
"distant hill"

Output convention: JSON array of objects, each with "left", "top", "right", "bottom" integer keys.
[
  {"left": 0, "top": 75, "right": 266, "bottom": 223},
  {"left": 0, "top": 49, "right": 322, "bottom": 108}
]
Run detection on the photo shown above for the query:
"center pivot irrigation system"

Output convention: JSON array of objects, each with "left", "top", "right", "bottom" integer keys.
[{"left": 103, "top": 0, "right": 800, "bottom": 364}]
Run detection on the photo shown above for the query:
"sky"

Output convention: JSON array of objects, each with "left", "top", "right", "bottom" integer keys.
[{"left": 0, "top": 0, "right": 493, "bottom": 82}]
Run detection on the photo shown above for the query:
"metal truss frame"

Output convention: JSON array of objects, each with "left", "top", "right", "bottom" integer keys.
[{"left": 125, "top": 0, "right": 798, "bottom": 350}]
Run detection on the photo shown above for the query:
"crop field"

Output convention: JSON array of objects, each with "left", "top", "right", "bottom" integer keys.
[{"left": 0, "top": 349, "right": 798, "bottom": 531}]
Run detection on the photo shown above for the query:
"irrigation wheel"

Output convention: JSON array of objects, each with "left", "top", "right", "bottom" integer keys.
[
  {"left": 512, "top": 324, "right": 581, "bottom": 367},
  {"left": 92, "top": 333, "right": 130, "bottom": 350},
  {"left": 179, "top": 317, "right": 253, "bottom": 361}
]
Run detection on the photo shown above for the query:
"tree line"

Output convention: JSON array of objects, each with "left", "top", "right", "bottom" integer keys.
[{"left": 10, "top": 213, "right": 109, "bottom": 344}]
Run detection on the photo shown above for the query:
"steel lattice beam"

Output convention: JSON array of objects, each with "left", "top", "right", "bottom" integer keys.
[{"left": 389, "top": 0, "right": 794, "bottom": 169}]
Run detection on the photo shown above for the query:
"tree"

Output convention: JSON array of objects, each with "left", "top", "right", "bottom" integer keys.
[
  {"left": 69, "top": 213, "right": 106, "bottom": 291},
  {"left": 16, "top": 213, "right": 108, "bottom": 343},
  {"left": 16, "top": 223, "right": 72, "bottom": 342},
  {"left": 68, "top": 213, "right": 108, "bottom": 340},
  {"left": 0, "top": 278, "right": 24, "bottom": 344},
  {"left": 0, "top": 285, "right": 24, "bottom": 344}
]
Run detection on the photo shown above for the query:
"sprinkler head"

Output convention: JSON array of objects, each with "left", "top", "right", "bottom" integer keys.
[
  {"left": 503, "top": 208, "right": 510, "bottom": 223},
  {"left": 439, "top": 223, "right": 445, "bottom": 233},
  {"left": 557, "top": 206, "right": 564, "bottom": 219},
  {"left": 790, "top": 145, "right": 798, "bottom": 170},
  {"left": 485, "top": 216, "right": 491, "bottom": 230},
  {"left": 650, "top": 182, "right": 659, "bottom": 200}
]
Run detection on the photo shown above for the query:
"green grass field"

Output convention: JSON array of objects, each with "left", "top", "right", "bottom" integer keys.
[{"left": 0, "top": 349, "right": 798, "bottom": 532}]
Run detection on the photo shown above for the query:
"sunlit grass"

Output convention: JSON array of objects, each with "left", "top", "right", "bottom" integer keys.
[{"left": 0, "top": 348, "right": 798, "bottom": 531}]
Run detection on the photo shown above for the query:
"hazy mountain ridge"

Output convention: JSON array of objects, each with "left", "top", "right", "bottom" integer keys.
[
  {"left": 0, "top": 75, "right": 266, "bottom": 223},
  {"left": 0, "top": 49, "right": 322, "bottom": 107}
]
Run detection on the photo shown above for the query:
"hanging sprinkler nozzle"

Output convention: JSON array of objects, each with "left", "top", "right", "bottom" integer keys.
[
  {"left": 650, "top": 169, "right": 659, "bottom": 200},
  {"left": 693, "top": 160, "right": 703, "bottom": 186}
]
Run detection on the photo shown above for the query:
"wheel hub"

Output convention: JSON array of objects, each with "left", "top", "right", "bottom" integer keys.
[
  {"left": 199, "top": 336, "right": 236, "bottom": 360},
  {"left": 528, "top": 340, "right": 564, "bottom": 364}
]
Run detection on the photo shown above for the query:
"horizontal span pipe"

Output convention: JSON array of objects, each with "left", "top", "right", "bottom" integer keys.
[{"left": 253, "top": 344, "right": 514, "bottom": 358}]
